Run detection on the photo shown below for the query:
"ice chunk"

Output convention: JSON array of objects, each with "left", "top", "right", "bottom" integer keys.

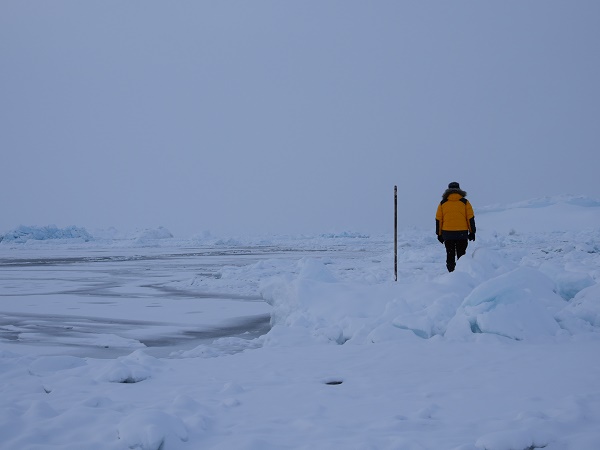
[
  {"left": 2, "top": 225, "right": 93, "bottom": 243},
  {"left": 447, "top": 267, "right": 564, "bottom": 340},
  {"left": 556, "top": 283, "right": 600, "bottom": 331},
  {"left": 554, "top": 271, "right": 595, "bottom": 300}
]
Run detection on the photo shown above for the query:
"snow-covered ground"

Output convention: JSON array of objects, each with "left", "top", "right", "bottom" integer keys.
[{"left": 1, "top": 196, "right": 599, "bottom": 449}]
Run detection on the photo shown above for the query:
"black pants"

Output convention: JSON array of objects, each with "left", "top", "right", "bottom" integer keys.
[{"left": 445, "top": 239, "right": 468, "bottom": 272}]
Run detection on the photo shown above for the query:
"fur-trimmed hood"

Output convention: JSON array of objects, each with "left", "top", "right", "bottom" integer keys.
[{"left": 442, "top": 188, "right": 467, "bottom": 201}]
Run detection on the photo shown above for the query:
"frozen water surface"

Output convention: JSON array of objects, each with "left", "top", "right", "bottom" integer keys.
[
  {"left": 0, "top": 243, "right": 383, "bottom": 358},
  {"left": 1, "top": 247, "right": 267, "bottom": 357}
]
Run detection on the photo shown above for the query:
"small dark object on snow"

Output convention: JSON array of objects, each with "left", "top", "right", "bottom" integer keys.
[{"left": 325, "top": 380, "right": 343, "bottom": 385}]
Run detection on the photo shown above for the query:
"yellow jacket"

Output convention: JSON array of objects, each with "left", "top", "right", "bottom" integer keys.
[{"left": 436, "top": 191, "right": 475, "bottom": 238}]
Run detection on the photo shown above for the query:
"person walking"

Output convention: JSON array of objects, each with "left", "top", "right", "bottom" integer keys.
[{"left": 435, "top": 182, "right": 476, "bottom": 272}]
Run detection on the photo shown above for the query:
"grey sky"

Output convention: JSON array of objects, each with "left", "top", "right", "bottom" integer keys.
[{"left": 1, "top": 1, "right": 599, "bottom": 237}]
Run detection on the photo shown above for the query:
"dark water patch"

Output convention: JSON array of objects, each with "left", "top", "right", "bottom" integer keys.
[
  {"left": 0, "top": 311, "right": 271, "bottom": 358},
  {"left": 139, "top": 314, "right": 271, "bottom": 348}
]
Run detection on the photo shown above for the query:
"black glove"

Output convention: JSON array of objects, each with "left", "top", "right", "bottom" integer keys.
[
  {"left": 437, "top": 235, "right": 444, "bottom": 244},
  {"left": 468, "top": 233, "right": 475, "bottom": 241}
]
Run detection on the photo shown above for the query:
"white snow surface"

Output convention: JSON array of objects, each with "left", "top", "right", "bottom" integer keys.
[{"left": 1, "top": 196, "right": 600, "bottom": 449}]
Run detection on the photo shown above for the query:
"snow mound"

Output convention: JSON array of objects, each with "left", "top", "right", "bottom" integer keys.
[
  {"left": 28, "top": 356, "right": 87, "bottom": 376},
  {"left": 97, "top": 350, "right": 162, "bottom": 383},
  {"left": 557, "top": 283, "right": 600, "bottom": 333},
  {"left": 261, "top": 249, "right": 600, "bottom": 345},
  {"left": 261, "top": 258, "right": 392, "bottom": 345},
  {"left": 117, "top": 410, "right": 188, "bottom": 450},
  {"left": 1, "top": 225, "right": 93, "bottom": 243},
  {"left": 446, "top": 267, "right": 565, "bottom": 341},
  {"left": 480, "top": 195, "right": 600, "bottom": 212},
  {"left": 477, "top": 195, "right": 600, "bottom": 233}
]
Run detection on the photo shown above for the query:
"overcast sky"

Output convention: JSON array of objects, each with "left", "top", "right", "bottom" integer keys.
[{"left": 1, "top": 1, "right": 599, "bottom": 237}]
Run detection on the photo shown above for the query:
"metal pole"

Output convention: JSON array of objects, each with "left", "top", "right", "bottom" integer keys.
[{"left": 394, "top": 185, "right": 398, "bottom": 282}]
